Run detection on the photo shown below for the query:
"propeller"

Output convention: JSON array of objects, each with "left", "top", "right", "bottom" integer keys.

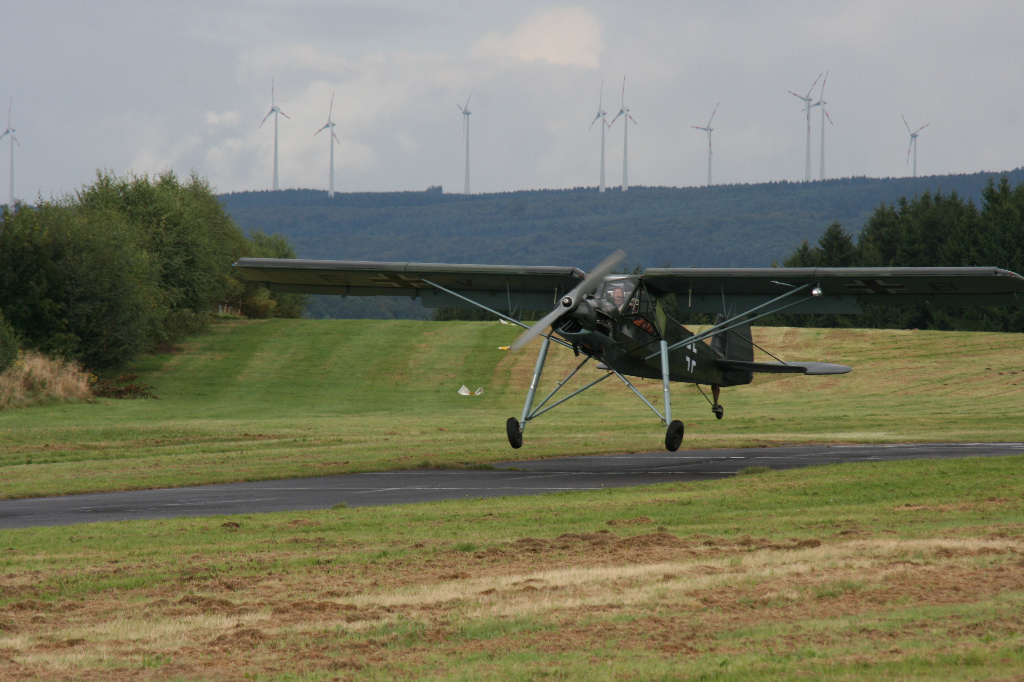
[{"left": 509, "top": 250, "right": 625, "bottom": 352}]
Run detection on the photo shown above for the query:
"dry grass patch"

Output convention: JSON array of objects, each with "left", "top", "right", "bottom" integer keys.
[{"left": 0, "top": 351, "right": 92, "bottom": 411}]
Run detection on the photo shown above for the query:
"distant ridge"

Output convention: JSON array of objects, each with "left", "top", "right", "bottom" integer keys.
[{"left": 221, "top": 169, "right": 1024, "bottom": 270}]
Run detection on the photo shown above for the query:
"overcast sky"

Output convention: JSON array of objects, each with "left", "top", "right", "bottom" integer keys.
[{"left": 2, "top": 1, "right": 1022, "bottom": 201}]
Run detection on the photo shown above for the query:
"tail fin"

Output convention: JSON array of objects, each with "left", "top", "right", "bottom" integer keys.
[
  {"left": 711, "top": 314, "right": 754, "bottom": 387},
  {"left": 710, "top": 313, "right": 753, "bottom": 362}
]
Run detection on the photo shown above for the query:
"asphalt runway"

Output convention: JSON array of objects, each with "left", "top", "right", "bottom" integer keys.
[{"left": 1, "top": 442, "right": 1022, "bottom": 529}]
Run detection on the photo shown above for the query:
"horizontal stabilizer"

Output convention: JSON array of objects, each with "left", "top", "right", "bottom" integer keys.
[{"left": 716, "top": 359, "right": 852, "bottom": 375}]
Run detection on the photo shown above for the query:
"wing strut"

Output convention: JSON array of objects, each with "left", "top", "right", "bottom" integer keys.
[
  {"left": 647, "top": 282, "right": 816, "bottom": 360},
  {"left": 420, "top": 277, "right": 573, "bottom": 350}
]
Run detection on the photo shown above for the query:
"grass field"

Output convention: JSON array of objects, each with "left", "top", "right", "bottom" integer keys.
[
  {"left": 1, "top": 319, "right": 1024, "bottom": 679},
  {"left": 0, "top": 455, "right": 1023, "bottom": 680},
  {"left": 0, "top": 318, "right": 1022, "bottom": 499}
]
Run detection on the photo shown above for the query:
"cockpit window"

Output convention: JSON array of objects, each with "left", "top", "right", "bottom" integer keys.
[{"left": 600, "top": 279, "right": 637, "bottom": 311}]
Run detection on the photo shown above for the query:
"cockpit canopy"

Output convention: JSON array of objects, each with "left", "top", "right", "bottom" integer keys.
[{"left": 599, "top": 276, "right": 638, "bottom": 311}]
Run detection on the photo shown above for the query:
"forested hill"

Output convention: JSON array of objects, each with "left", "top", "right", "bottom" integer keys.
[{"left": 220, "top": 169, "right": 1024, "bottom": 270}]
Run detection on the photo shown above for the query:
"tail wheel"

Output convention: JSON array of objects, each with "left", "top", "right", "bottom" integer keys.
[
  {"left": 713, "top": 405, "right": 724, "bottom": 420},
  {"left": 665, "top": 420, "right": 685, "bottom": 452},
  {"left": 506, "top": 417, "right": 523, "bottom": 449}
]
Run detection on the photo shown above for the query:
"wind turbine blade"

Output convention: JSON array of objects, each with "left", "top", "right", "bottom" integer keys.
[
  {"left": 598, "top": 80, "right": 604, "bottom": 109},
  {"left": 589, "top": 111, "right": 603, "bottom": 130},
  {"left": 819, "top": 69, "right": 829, "bottom": 99},
  {"left": 271, "top": 78, "right": 275, "bottom": 105},
  {"left": 916, "top": 124, "right": 930, "bottom": 134},
  {"left": 621, "top": 76, "right": 626, "bottom": 107},
  {"left": 707, "top": 102, "right": 719, "bottom": 127},
  {"left": 315, "top": 123, "right": 329, "bottom": 135},
  {"left": 259, "top": 109, "right": 274, "bottom": 128},
  {"left": 332, "top": 132, "right": 340, "bottom": 144},
  {"left": 805, "top": 72, "right": 823, "bottom": 99},
  {"left": 902, "top": 114, "right": 912, "bottom": 133},
  {"left": 328, "top": 92, "right": 335, "bottom": 119},
  {"left": 279, "top": 109, "right": 290, "bottom": 119},
  {"left": 628, "top": 114, "right": 637, "bottom": 125},
  {"left": 825, "top": 110, "right": 834, "bottom": 125},
  {"left": 465, "top": 92, "right": 472, "bottom": 110},
  {"left": 907, "top": 141, "right": 913, "bottom": 164},
  {"left": 510, "top": 250, "right": 625, "bottom": 352}
]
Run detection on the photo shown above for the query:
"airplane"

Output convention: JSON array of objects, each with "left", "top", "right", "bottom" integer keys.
[{"left": 233, "top": 253, "right": 1024, "bottom": 452}]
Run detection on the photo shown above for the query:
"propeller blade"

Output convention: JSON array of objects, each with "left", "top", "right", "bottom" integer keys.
[{"left": 510, "top": 250, "right": 625, "bottom": 352}]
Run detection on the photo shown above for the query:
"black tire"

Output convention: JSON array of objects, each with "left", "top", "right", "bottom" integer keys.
[
  {"left": 665, "top": 420, "right": 685, "bottom": 452},
  {"left": 713, "top": 405, "right": 724, "bottom": 420},
  {"left": 506, "top": 417, "right": 523, "bottom": 449}
]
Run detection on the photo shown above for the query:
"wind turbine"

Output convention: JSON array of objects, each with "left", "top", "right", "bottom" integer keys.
[
  {"left": 608, "top": 77, "right": 637, "bottom": 192},
  {"left": 902, "top": 115, "right": 929, "bottom": 178},
  {"left": 813, "top": 70, "right": 834, "bottom": 180},
  {"left": 589, "top": 81, "right": 608, "bottom": 192},
  {"left": 315, "top": 92, "right": 340, "bottom": 198},
  {"left": 789, "top": 72, "right": 823, "bottom": 181},
  {"left": 691, "top": 103, "right": 718, "bottom": 187},
  {"left": 259, "top": 78, "right": 289, "bottom": 191},
  {"left": 0, "top": 99, "right": 18, "bottom": 206},
  {"left": 457, "top": 93, "right": 471, "bottom": 194}
]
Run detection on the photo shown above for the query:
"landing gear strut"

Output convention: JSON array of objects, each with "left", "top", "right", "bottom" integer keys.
[{"left": 712, "top": 385, "right": 724, "bottom": 419}]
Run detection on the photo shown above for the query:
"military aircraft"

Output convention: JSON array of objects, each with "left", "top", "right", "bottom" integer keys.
[{"left": 234, "top": 253, "right": 1024, "bottom": 452}]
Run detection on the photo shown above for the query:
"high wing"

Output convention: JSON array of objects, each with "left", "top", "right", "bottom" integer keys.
[
  {"left": 233, "top": 258, "right": 586, "bottom": 312},
  {"left": 641, "top": 267, "right": 1024, "bottom": 314}
]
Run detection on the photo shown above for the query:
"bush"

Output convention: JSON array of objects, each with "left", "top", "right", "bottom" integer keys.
[
  {"left": 0, "top": 203, "right": 165, "bottom": 371},
  {"left": 0, "top": 310, "right": 17, "bottom": 373},
  {"left": 0, "top": 351, "right": 93, "bottom": 411}
]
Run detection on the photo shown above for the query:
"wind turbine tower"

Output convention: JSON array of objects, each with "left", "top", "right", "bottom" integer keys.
[
  {"left": 813, "top": 70, "right": 833, "bottom": 180},
  {"left": 315, "top": 92, "right": 340, "bottom": 198},
  {"left": 789, "top": 72, "right": 822, "bottom": 181},
  {"left": 609, "top": 77, "right": 637, "bottom": 192},
  {"left": 259, "top": 79, "right": 290, "bottom": 191},
  {"left": 589, "top": 82, "right": 608, "bottom": 192},
  {"left": 0, "top": 99, "right": 18, "bottom": 206},
  {"left": 903, "top": 115, "right": 929, "bottom": 178},
  {"left": 691, "top": 103, "right": 718, "bottom": 187},
  {"left": 457, "top": 93, "right": 472, "bottom": 194}
]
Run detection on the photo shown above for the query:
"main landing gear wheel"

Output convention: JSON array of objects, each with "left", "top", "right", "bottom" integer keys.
[
  {"left": 713, "top": 405, "right": 724, "bottom": 420},
  {"left": 506, "top": 417, "right": 523, "bottom": 449},
  {"left": 665, "top": 420, "right": 685, "bottom": 452}
]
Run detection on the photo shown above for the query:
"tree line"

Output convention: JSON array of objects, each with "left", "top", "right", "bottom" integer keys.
[
  {"left": 772, "top": 177, "right": 1024, "bottom": 332},
  {"left": 0, "top": 171, "right": 304, "bottom": 374}
]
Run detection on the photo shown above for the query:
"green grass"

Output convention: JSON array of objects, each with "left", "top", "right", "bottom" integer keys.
[
  {"left": 0, "top": 318, "right": 1022, "bottom": 498},
  {"left": 0, "top": 454, "right": 1023, "bottom": 679}
]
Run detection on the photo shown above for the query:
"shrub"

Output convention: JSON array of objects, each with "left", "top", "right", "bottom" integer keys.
[
  {"left": 0, "top": 351, "right": 93, "bottom": 411},
  {"left": 0, "top": 310, "right": 17, "bottom": 373}
]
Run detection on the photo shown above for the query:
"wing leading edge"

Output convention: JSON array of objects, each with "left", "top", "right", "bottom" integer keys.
[{"left": 233, "top": 257, "right": 586, "bottom": 312}]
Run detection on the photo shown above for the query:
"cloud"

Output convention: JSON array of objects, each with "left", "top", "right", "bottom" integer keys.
[{"left": 471, "top": 6, "right": 604, "bottom": 69}]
